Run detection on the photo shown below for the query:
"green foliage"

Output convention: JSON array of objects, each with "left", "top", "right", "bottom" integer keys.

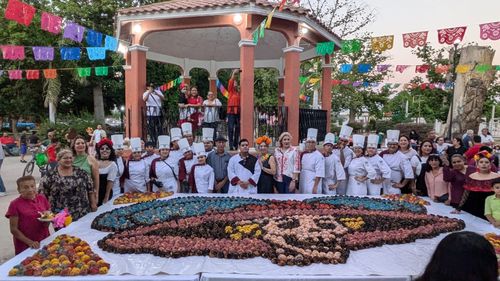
[
  {"left": 254, "top": 69, "right": 279, "bottom": 107},
  {"left": 329, "top": 37, "right": 391, "bottom": 120},
  {"left": 39, "top": 111, "right": 98, "bottom": 146}
]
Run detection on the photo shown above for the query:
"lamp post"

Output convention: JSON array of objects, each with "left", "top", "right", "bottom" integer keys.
[
  {"left": 448, "top": 38, "right": 461, "bottom": 140},
  {"left": 120, "top": 105, "right": 125, "bottom": 133}
]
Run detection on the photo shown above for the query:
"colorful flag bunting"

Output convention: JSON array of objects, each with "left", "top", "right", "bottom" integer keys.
[
  {"left": 265, "top": 8, "right": 275, "bottom": 28},
  {"left": 32, "top": 47, "right": 54, "bottom": 61},
  {"left": 259, "top": 20, "right": 266, "bottom": 38},
  {"left": 341, "top": 40, "right": 361, "bottom": 54},
  {"left": 8, "top": 70, "right": 22, "bottom": 80},
  {"left": 4, "top": 0, "right": 36, "bottom": 26},
  {"left": 95, "top": 66, "right": 108, "bottom": 76},
  {"left": 316, "top": 42, "right": 335, "bottom": 56},
  {"left": 77, "top": 67, "right": 91, "bottom": 77},
  {"left": 435, "top": 64, "right": 450, "bottom": 74},
  {"left": 402, "top": 31, "right": 428, "bottom": 48},
  {"left": 455, "top": 64, "right": 471, "bottom": 73},
  {"left": 309, "top": 78, "right": 320, "bottom": 85},
  {"left": 376, "top": 65, "right": 391, "bottom": 72},
  {"left": 437, "top": 26, "right": 467, "bottom": 45},
  {"left": 341, "top": 80, "right": 350, "bottom": 85},
  {"left": 104, "top": 36, "right": 118, "bottom": 51},
  {"left": 357, "top": 64, "right": 372, "bottom": 73},
  {"left": 479, "top": 22, "right": 500, "bottom": 41},
  {"left": 475, "top": 64, "right": 492, "bottom": 72},
  {"left": 63, "top": 22, "right": 85, "bottom": 43},
  {"left": 396, "top": 65, "right": 410, "bottom": 73},
  {"left": 86, "top": 30, "right": 103, "bottom": 47},
  {"left": 371, "top": 35, "right": 394, "bottom": 52},
  {"left": 415, "top": 65, "right": 431, "bottom": 73},
  {"left": 87, "top": 47, "right": 106, "bottom": 60},
  {"left": 278, "top": 0, "right": 287, "bottom": 11},
  {"left": 253, "top": 31, "right": 259, "bottom": 44},
  {"left": 1, "top": 45, "right": 25, "bottom": 60},
  {"left": 340, "top": 64, "right": 353, "bottom": 73},
  {"left": 26, "top": 70, "right": 39, "bottom": 80},
  {"left": 40, "top": 12, "right": 62, "bottom": 34},
  {"left": 60, "top": 47, "right": 81, "bottom": 60},
  {"left": 299, "top": 76, "right": 308, "bottom": 84},
  {"left": 352, "top": 81, "right": 362, "bottom": 87},
  {"left": 43, "top": 69, "right": 57, "bottom": 79},
  {"left": 332, "top": 80, "right": 341, "bottom": 86}
]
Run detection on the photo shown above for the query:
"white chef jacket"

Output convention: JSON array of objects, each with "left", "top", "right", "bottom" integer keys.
[
  {"left": 322, "top": 153, "right": 346, "bottom": 195},
  {"left": 192, "top": 164, "right": 215, "bottom": 193},
  {"left": 299, "top": 150, "right": 325, "bottom": 194},
  {"left": 123, "top": 159, "right": 149, "bottom": 193},
  {"left": 366, "top": 154, "right": 392, "bottom": 195},
  {"left": 227, "top": 154, "right": 262, "bottom": 194},
  {"left": 346, "top": 156, "right": 377, "bottom": 196},
  {"left": 151, "top": 157, "right": 179, "bottom": 193},
  {"left": 382, "top": 151, "right": 414, "bottom": 194}
]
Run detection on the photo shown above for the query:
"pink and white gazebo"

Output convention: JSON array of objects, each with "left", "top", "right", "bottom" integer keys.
[{"left": 116, "top": 0, "right": 342, "bottom": 145}]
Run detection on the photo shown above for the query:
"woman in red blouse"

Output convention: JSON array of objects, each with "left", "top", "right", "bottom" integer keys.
[
  {"left": 187, "top": 86, "right": 203, "bottom": 132},
  {"left": 457, "top": 151, "right": 499, "bottom": 219}
]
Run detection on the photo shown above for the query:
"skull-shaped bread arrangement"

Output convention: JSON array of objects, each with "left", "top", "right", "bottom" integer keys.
[{"left": 93, "top": 196, "right": 464, "bottom": 266}]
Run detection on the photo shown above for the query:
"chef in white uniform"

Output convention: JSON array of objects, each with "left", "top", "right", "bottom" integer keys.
[
  {"left": 365, "top": 134, "right": 392, "bottom": 195},
  {"left": 382, "top": 130, "right": 414, "bottom": 195},
  {"left": 149, "top": 135, "right": 180, "bottom": 193},
  {"left": 181, "top": 122, "right": 195, "bottom": 148},
  {"left": 169, "top": 127, "right": 183, "bottom": 164},
  {"left": 346, "top": 135, "right": 377, "bottom": 196},
  {"left": 334, "top": 125, "right": 354, "bottom": 195},
  {"left": 189, "top": 143, "right": 215, "bottom": 193},
  {"left": 178, "top": 138, "right": 196, "bottom": 193},
  {"left": 299, "top": 129, "right": 325, "bottom": 194},
  {"left": 202, "top": 128, "right": 215, "bottom": 155},
  {"left": 227, "top": 139, "right": 261, "bottom": 194},
  {"left": 322, "top": 133, "right": 346, "bottom": 195},
  {"left": 111, "top": 134, "right": 125, "bottom": 196},
  {"left": 122, "top": 138, "right": 149, "bottom": 193}
]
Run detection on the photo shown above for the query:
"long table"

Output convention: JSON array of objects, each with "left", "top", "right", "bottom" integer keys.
[{"left": 0, "top": 194, "right": 497, "bottom": 281}]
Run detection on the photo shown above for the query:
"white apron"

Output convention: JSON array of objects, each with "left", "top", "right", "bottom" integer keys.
[
  {"left": 366, "top": 155, "right": 392, "bottom": 196},
  {"left": 322, "top": 153, "right": 346, "bottom": 195},
  {"left": 153, "top": 158, "right": 179, "bottom": 193},
  {"left": 227, "top": 154, "right": 261, "bottom": 195},
  {"left": 124, "top": 160, "right": 148, "bottom": 193},
  {"left": 346, "top": 157, "right": 377, "bottom": 196},
  {"left": 382, "top": 151, "right": 414, "bottom": 195},
  {"left": 299, "top": 150, "right": 325, "bottom": 194}
]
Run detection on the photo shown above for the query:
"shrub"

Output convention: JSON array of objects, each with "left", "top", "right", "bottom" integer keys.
[{"left": 39, "top": 112, "right": 99, "bottom": 147}]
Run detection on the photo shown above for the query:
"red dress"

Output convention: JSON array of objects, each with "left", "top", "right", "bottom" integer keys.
[
  {"left": 460, "top": 174, "right": 496, "bottom": 220},
  {"left": 187, "top": 96, "right": 203, "bottom": 131},
  {"left": 5, "top": 194, "right": 51, "bottom": 254}
]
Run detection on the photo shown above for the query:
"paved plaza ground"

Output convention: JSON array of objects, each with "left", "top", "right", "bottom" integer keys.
[{"left": 0, "top": 155, "right": 42, "bottom": 265}]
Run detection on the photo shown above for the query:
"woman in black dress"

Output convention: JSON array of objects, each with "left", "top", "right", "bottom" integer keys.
[{"left": 256, "top": 136, "right": 276, "bottom": 193}]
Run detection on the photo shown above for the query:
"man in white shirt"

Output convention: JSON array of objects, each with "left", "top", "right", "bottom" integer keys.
[
  {"left": 227, "top": 139, "right": 261, "bottom": 194},
  {"left": 143, "top": 83, "right": 165, "bottom": 144},
  {"left": 480, "top": 127, "right": 495, "bottom": 147}
]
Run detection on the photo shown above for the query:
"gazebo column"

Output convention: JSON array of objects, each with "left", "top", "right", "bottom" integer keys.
[
  {"left": 209, "top": 77, "right": 217, "bottom": 95},
  {"left": 239, "top": 39, "right": 256, "bottom": 146},
  {"left": 283, "top": 46, "right": 303, "bottom": 145},
  {"left": 321, "top": 55, "right": 333, "bottom": 132},
  {"left": 125, "top": 45, "right": 148, "bottom": 138}
]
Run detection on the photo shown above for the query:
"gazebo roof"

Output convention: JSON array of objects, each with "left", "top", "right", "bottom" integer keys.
[{"left": 117, "top": 0, "right": 341, "bottom": 76}]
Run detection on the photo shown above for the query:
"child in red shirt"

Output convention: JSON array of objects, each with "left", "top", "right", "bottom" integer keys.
[{"left": 5, "top": 176, "right": 51, "bottom": 254}]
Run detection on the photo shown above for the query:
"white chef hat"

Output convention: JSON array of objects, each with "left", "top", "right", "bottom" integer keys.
[
  {"left": 306, "top": 128, "right": 318, "bottom": 142},
  {"left": 299, "top": 142, "right": 305, "bottom": 152},
  {"left": 202, "top": 128, "right": 214, "bottom": 143},
  {"left": 181, "top": 122, "right": 193, "bottom": 136},
  {"left": 193, "top": 142, "right": 206, "bottom": 157},
  {"left": 111, "top": 134, "right": 124, "bottom": 150},
  {"left": 158, "top": 135, "right": 171, "bottom": 149},
  {"left": 367, "top": 134, "right": 379, "bottom": 148},
  {"left": 170, "top": 128, "right": 182, "bottom": 142},
  {"left": 339, "top": 125, "right": 353, "bottom": 140},
  {"left": 352, "top": 134, "right": 365, "bottom": 148},
  {"left": 130, "top": 138, "right": 142, "bottom": 152},
  {"left": 178, "top": 138, "right": 192, "bottom": 154},
  {"left": 386, "top": 130, "right": 400, "bottom": 144},
  {"left": 323, "top": 133, "right": 336, "bottom": 146}
]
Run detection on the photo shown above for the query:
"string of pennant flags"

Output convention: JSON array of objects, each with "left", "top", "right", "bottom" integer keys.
[
  {"left": 333, "top": 63, "right": 500, "bottom": 74},
  {"left": 314, "top": 23, "right": 500, "bottom": 56},
  {"left": 0, "top": 65, "right": 119, "bottom": 80},
  {"left": 2, "top": 0, "right": 125, "bottom": 62}
]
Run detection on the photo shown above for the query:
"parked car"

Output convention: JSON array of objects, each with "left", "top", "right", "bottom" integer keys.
[{"left": 2, "top": 121, "right": 36, "bottom": 131}]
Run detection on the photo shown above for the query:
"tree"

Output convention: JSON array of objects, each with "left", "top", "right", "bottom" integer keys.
[
  {"left": 328, "top": 37, "right": 391, "bottom": 122},
  {"left": 303, "top": 0, "right": 375, "bottom": 37}
]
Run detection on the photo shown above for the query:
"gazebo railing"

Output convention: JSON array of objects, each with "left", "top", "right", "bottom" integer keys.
[{"left": 140, "top": 105, "right": 288, "bottom": 145}]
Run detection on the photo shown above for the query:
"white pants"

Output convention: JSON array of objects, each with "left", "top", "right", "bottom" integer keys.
[{"left": 366, "top": 181, "right": 383, "bottom": 196}]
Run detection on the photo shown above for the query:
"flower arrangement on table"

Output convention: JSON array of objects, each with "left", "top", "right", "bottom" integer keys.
[
  {"left": 485, "top": 233, "right": 500, "bottom": 273},
  {"left": 92, "top": 196, "right": 464, "bottom": 266},
  {"left": 382, "top": 194, "right": 430, "bottom": 206},
  {"left": 113, "top": 191, "right": 174, "bottom": 205},
  {"left": 8, "top": 235, "right": 110, "bottom": 277}
]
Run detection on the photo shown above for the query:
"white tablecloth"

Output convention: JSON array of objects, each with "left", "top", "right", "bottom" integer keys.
[
  {"left": 0, "top": 194, "right": 498, "bottom": 280},
  {"left": 200, "top": 273, "right": 411, "bottom": 281}
]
